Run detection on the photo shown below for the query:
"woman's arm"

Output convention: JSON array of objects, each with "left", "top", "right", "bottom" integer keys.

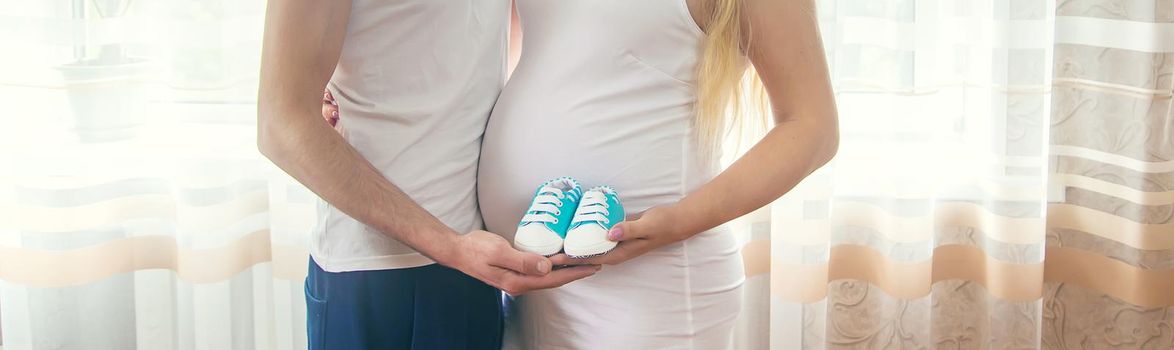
[
  {"left": 257, "top": 0, "right": 597, "bottom": 294},
  {"left": 582, "top": 0, "right": 839, "bottom": 264}
]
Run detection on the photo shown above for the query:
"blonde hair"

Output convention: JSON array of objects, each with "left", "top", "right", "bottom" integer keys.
[{"left": 695, "top": 0, "right": 769, "bottom": 156}]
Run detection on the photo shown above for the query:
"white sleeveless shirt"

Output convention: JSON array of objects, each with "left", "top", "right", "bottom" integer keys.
[
  {"left": 480, "top": 0, "right": 717, "bottom": 222},
  {"left": 314, "top": 0, "right": 510, "bottom": 272},
  {"left": 478, "top": 0, "right": 744, "bottom": 348}
]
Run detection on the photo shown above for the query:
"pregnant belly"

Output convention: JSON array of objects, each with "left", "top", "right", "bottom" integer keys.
[{"left": 476, "top": 105, "right": 699, "bottom": 239}]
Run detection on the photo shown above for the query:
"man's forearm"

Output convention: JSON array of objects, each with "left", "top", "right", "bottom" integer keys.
[
  {"left": 256, "top": 0, "right": 458, "bottom": 263},
  {"left": 259, "top": 107, "right": 460, "bottom": 261},
  {"left": 252, "top": 0, "right": 601, "bottom": 292}
]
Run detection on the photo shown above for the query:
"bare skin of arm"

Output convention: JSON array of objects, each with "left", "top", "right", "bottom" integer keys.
[
  {"left": 580, "top": 0, "right": 841, "bottom": 265},
  {"left": 258, "top": 0, "right": 597, "bottom": 294},
  {"left": 508, "top": 0, "right": 523, "bottom": 76}
]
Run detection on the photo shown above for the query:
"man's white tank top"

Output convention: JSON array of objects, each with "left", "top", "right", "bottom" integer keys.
[{"left": 315, "top": 0, "right": 510, "bottom": 272}]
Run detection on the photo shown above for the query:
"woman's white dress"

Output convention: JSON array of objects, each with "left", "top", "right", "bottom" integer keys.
[{"left": 478, "top": 0, "right": 745, "bottom": 348}]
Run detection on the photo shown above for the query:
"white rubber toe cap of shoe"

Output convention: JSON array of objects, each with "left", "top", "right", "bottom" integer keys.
[
  {"left": 563, "top": 225, "right": 617, "bottom": 258},
  {"left": 513, "top": 224, "right": 564, "bottom": 256}
]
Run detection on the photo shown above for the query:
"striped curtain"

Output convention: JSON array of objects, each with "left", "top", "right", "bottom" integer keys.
[
  {"left": 1043, "top": 0, "right": 1174, "bottom": 347},
  {"left": 1, "top": 0, "right": 1171, "bottom": 349},
  {"left": 733, "top": 0, "right": 1174, "bottom": 349}
]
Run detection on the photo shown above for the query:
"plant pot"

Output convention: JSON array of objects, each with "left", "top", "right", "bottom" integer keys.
[{"left": 56, "top": 57, "right": 152, "bottom": 143}]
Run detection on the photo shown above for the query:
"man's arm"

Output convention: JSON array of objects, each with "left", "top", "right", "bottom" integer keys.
[
  {"left": 257, "top": 0, "right": 597, "bottom": 294},
  {"left": 258, "top": 0, "right": 456, "bottom": 267}
]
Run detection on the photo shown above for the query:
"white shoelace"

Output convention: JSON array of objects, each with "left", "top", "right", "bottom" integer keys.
[
  {"left": 520, "top": 185, "right": 570, "bottom": 224},
  {"left": 570, "top": 191, "right": 610, "bottom": 225}
]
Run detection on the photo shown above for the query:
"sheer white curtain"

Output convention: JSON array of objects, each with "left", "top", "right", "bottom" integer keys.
[
  {"left": 733, "top": 0, "right": 1053, "bottom": 347},
  {"left": 2, "top": 1, "right": 1172, "bottom": 350},
  {"left": 1, "top": 1, "right": 309, "bottom": 349}
]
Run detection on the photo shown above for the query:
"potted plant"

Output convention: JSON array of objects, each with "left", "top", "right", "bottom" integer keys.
[
  {"left": 169, "top": 0, "right": 228, "bottom": 90},
  {"left": 56, "top": 0, "right": 151, "bottom": 142}
]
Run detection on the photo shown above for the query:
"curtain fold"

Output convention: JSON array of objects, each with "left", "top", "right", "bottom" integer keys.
[
  {"left": 1, "top": 0, "right": 1171, "bottom": 349},
  {"left": 1042, "top": 1, "right": 1174, "bottom": 348}
]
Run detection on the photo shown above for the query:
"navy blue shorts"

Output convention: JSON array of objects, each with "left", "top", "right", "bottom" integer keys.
[{"left": 305, "top": 259, "right": 503, "bottom": 349}]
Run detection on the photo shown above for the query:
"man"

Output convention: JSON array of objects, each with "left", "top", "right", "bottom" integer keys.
[{"left": 256, "top": 1, "right": 599, "bottom": 348}]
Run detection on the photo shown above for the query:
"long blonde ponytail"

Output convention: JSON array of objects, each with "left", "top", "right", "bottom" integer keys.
[{"left": 695, "top": 0, "right": 769, "bottom": 156}]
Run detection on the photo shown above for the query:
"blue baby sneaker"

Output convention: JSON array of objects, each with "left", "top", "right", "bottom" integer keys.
[
  {"left": 563, "top": 186, "right": 624, "bottom": 258},
  {"left": 513, "top": 177, "right": 583, "bottom": 256}
]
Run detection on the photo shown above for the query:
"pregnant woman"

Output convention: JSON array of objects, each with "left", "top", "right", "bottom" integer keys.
[
  {"left": 326, "top": 0, "right": 837, "bottom": 347},
  {"left": 481, "top": 0, "right": 837, "bottom": 348}
]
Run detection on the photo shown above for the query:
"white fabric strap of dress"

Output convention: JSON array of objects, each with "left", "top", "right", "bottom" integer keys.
[
  {"left": 521, "top": 186, "right": 566, "bottom": 224},
  {"left": 571, "top": 192, "right": 610, "bottom": 224}
]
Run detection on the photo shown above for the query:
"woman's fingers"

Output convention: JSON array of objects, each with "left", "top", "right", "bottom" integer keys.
[
  {"left": 322, "top": 103, "right": 339, "bottom": 126},
  {"left": 624, "top": 211, "right": 644, "bottom": 221},
  {"left": 322, "top": 89, "right": 339, "bottom": 126},
  {"left": 578, "top": 239, "right": 652, "bottom": 265},
  {"left": 322, "top": 89, "right": 336, "bottom": 105},
  {"left": 607, "top": 220, "right": 649, "bottom": 242}
]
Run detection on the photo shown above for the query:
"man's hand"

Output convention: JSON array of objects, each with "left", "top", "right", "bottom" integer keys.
[{"left": 442, "top": 230, "right": 601, "bottom": 295}]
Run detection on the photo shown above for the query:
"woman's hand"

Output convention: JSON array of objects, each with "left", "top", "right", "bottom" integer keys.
[
  {"left": 570, "top": 205, "right": 690, "bottom": 265},
  {"left": 322, "top": 89, "right": 339, "bottom": 126}
]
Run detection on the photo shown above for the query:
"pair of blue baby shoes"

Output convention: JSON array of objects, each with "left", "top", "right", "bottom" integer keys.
[{"left": 513, "top": 177, "right": 624, "bottom": 258}]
